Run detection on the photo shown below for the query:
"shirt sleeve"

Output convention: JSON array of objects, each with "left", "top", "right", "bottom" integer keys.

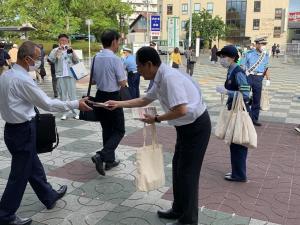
[
  {"left": 48, "top": 49, "right": 56, "bottom": 63},
  {"left": 145, "top": 83, "right": 158, "bottom": 101},
  {"left": 227, "top": 72, "right": 250, "bottom": 99},
  {"left": 114, "top": 58, "right": 127, "bottom": 81},
  {"left": 14, "top": 79, "right": 79, "bottom": 112},
  {"left": 164, "top": 75, "right": 188, "bottom": 108}
]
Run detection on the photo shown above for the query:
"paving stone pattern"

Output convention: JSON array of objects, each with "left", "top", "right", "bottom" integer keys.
[{"left": 0, "top": 56, "right": 299, "bottom": 224}]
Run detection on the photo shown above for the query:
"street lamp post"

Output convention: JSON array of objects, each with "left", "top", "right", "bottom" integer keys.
[
  {"left": 188, "top": 0, "right": 192, "bottom": 47},
  {"left": 143, "top": 0, "right": 150, "bottom": 43},
  {"left": 85, "top": 19, "right": 93, "bottom": 67}
]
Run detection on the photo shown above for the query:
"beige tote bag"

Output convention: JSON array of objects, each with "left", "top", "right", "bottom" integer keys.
[
  {"left": 231, "top": 92, "right": 257, "bottom": 148},
  {"left": 136, "top": 124, "right": 165, "bottom": 192},
  {"left": 215, "top": 93, "right": 237, "bottom": 140},
  {"left": 260, "top": 87, "right": 270, "bottom": 111}
]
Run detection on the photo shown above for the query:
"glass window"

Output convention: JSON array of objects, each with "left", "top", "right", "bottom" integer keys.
[
  {"left": 194, "top": 3, "right": 201, "bottom": 13},
  {"left": 226, "top": 0, "right": 246, "bottom": 37},
  {"left": 295, "top": 29, "right": 300, "bottom": 35},
  {"left": 253, "top": 19, "right": 260, "bottom": 30},
  {"left": 275, "top": 8, "right": 282, "bottom": 20},
  {"left": 254, "top": 1, "right": 261, "bottom": 12},
  {"left": 167, "top": 4, "right": 173, "bottom": 15},
  {"left": 182, "top": 4, "right": 188, "bottom": 14},
  {"left": 207, "top": 2, "right": 213, "bottom": 14},
  {"left": 181, "top": 20, "right": 186, "bottom": 30},
  {"left": 274, "top": 27, "right": 281, "bottom": 38}
]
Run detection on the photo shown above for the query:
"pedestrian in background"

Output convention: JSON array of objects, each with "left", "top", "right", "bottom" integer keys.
[
  {"left": 0, "top": 42, "right": 11, "bottom": 75},
  {"left": 216, "top": 45, "right": 250, "bottom": 182},
  {"left": 8, "top": 44, "right": 18, "bottom": 66},
  {"left": 48, "top": 34, "right": 80, "bottom": 120},
  {"left": 123, "top": 47, "right": 140, "bottom": 98},
  {"left": 90, "top": 30, "right": 127, "bottom": 176},
  {"left": 0, "top": 41, "right": 92, "bottom": 225},
  {"left": 276, "top": 44, "right": 280, "bottom": 58},
  {"left": 105, "top": 47, "right": 211, "bottom": 225},
  {"left": 48, "top": 44, "right": 59, "bottom": 98},
  {"left": 185, "top": 47, "right": 196, "bottom": 76},
  {"left": 272, "top": 43, "right": 276, "bottom": 58},
  {"left": 211, "top": 44, "right": 218, "bottom": 64},
  {"left": 170, "top": 47, "right": 182, "bottom": 69}
]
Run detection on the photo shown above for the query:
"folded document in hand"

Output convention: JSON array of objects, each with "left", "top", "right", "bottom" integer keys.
[{"left": 132, "top": 107, "right": 157, "bottom": 120}]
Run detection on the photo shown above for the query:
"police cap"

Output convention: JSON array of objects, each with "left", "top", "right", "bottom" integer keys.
[
  {"left": 216, "top": 45, "right": 239, "bottom": 58},
  {"left": 254, "top": 37, "right": 268, "bottom": 44}
]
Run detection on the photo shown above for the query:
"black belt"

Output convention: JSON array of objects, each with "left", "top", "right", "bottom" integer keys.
[{"left": 6, "top": 118, "right": 35, "bottom": 127}]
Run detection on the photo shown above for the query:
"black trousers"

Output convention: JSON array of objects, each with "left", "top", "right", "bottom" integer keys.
[
  {"left": 0, "top": 119, "right": 58, "bottom": 224},
  {"left": 248, "top": 75, "right": 263, "bottom": 121},
  {"left": 95, "top": 90, "right": 125, "bottom": 162},
  {"left": 127, "top": 72, "right": 140, "bottom": 99},
  {"left": 172, "top": 110, "right": 211, "bottom": 224}
]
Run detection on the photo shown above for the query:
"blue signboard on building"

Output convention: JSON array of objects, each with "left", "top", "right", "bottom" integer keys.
[{"left": 151, "top": 15, "right": 161, "bottom": 31}]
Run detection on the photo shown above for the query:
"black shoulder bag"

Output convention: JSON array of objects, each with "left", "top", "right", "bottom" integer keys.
[
  {"left": 79, "top": 56, "right": 100, "bottom": 121},
  {"left": 34, "top": 107, "right": 59, "bottom": 154}
]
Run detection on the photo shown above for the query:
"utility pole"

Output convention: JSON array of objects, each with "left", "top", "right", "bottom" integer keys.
[
  {"left": 188, "top": 0, "right": 192, "bottom": 47},
  {"left": 144, "top": 0, "right": 150, "bottom": 43},
  {"left": 85, "top": 19, "right": 93, "bottom": 67}
]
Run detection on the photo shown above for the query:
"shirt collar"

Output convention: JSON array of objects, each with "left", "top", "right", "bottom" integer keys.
[
  {"left": 228, "top": 63, "right": 238, "bottom": 75},
  {"left": 13, "top": 64, "right": 30, "bottom": 76},
  {"left": 102, "top": 49, "right": 115, "bottom": 55},
  {"left": 154, "top": 63, "right": 167, "bottom": 85}
]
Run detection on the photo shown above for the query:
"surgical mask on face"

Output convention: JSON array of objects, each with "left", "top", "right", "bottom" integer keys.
[
  {"left": 220, "top": 57, "right": 231, "bottom": 68},
  {"left": 27, "top": 57, "right": 41, "bottom": 71}
]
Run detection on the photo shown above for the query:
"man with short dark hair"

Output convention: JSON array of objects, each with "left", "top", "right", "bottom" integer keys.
[
  {"left": 90, "top": 30, "right": 127, "bottom": 176},
  {"left": 0, "top": 41, "right": 92, "bottom": 225},
  {"left": 48, "top": 34, "right": 80, "bottom": 120},
  {"left": 0, "top": 42, "right": 11, "bottom": 75},
  {"left": 105, "top": 47, "right": 211, "bottom": 225}
]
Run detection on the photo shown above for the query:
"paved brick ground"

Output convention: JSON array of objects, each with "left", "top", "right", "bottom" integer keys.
[{"left": 0, "top": 55, "right": 299, "bottom": 225}]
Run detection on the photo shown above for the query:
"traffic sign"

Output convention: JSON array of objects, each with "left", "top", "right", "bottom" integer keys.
[{"left": 151, "top": 15, "right": 160, "bottom": 31}]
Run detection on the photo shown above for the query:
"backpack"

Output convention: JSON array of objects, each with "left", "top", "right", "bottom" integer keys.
[{"left": 0, "top": 50, "right": 6, "bottom": 67}]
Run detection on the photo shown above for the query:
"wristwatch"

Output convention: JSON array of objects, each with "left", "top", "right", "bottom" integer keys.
[{"left": 154, "top": 115, "right": 161, "bottom": 123}]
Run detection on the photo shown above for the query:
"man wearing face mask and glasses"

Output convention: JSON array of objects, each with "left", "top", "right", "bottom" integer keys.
[
  {"left": 241, "top": 37, "right": 270, "bottom": 126},
  {"left": 216, "top": 45, "right": 251, "bottom": 182},
  {"left": 0, "top": 41, "right": 92, "bottom": 225},
  {"left": 48, "top": 34, "right": 80, "bottom": 120}
]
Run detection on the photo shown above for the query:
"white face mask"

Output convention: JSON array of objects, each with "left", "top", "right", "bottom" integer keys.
[
  {"left": 220, "top": 57, "right": 231, "bottom": 68},
  {"left": 260, "top": 46, "right": 266, "bottom": 52},
  {"left": 27, "top": 57, "right": 41, "bottom": 71}
]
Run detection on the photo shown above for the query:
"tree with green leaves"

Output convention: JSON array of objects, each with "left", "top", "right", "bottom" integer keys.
[
  {"left": 0, "top": 0, "right": 133, "bottom": 40},
  {"left": 185, "top": 9, "right": 227, "bottom": 48}
]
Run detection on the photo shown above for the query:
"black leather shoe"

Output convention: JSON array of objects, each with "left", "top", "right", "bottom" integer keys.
[
  {"left": 157, "top": 209, "right": 181, "bottom": 220},
  {"left": 105, "top": 160, "right": 120, "bottom": 170},
  {"left": 91, "top": 154, "right": 105, "bottom": 176},
  {"left": 224, "top": 175, "right": 247, "bottom": 182},
  {"left": 252, "top": 120, "right": 262, "bottom": 126},
  {"left": 47, "top": 185, "right": 68, "bottom": 210},
  {"left": 8, "top": 216, "right": 32, "bottom": 225}
]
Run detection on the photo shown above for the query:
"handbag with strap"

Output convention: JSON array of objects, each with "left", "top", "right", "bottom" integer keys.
[
  {"left": 34, "top": 107, "right": 59, "bottom": 154},
  {"left": 79, "top": 56, "right": 100, "bottom": 122},
  {"left": 136, "top": 124, "right": 165, "bottom": 192},
  {"left": 260, "top": 87, "right": 270, "bottom": 111}
]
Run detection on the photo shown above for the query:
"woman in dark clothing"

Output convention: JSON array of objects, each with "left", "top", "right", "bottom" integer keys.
[
  {"left": 211, "top": 45, "right": 218, "bottom": 64},
  {"left": 215, "top": 45, "right": 251, "bottom": 182}
]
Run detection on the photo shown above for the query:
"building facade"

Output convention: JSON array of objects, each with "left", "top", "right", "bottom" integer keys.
[
  {"left": 121, "top": 0, "right": 159, "bottom": 25},
  {"left": 157, "top": 0, "right": 289, "bottom": 48}
]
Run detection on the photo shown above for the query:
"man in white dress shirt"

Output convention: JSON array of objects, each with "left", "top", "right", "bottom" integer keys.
[
  {"left": 0, "top": 41, "right": 92, "bottom": 225},
  {"left": 105, "top": 47, "right": 211, "bottom": 225}
]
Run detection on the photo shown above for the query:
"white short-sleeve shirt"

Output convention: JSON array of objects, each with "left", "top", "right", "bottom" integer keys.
[{"left": 145, "top": 63, "right": 206, "bottom": 126}]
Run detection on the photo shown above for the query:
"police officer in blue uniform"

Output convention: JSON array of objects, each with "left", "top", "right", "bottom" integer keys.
[
  {"left": 241, "top": 37, "right": 270, "bottom": 126},
  {"left": 122, "top": 47, "right": 140, "bottom": 98},
  {"left": 216, "top": 45, "right": 250, "bottom": 182}
]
